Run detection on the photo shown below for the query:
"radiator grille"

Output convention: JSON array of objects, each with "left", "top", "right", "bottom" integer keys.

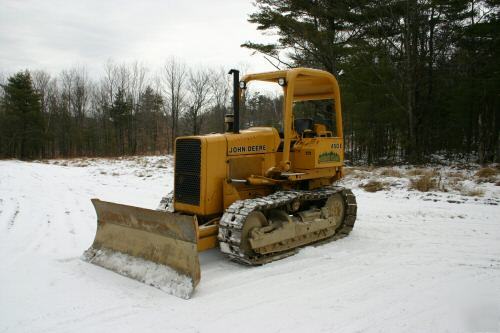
[{"left": 174, "top": 139, "right": 201, "bottom": 206}]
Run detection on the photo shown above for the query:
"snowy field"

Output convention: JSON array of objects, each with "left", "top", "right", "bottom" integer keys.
[{"left": 0, "top": 156, "right": 499, "bottom": 333}]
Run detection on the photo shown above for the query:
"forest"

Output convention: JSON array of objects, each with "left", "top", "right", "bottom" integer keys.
[{"left": 0, "top": 0, "right": 498, "bottom": 164}]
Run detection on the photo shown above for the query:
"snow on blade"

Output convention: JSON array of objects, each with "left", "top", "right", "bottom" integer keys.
[{"left": 82, "top": 248, "right": 194, "bottom": 299}]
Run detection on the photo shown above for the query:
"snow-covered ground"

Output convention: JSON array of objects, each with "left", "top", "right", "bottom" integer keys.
[{"left": 0, "top": 157, "right": 499, "bottom": 333}]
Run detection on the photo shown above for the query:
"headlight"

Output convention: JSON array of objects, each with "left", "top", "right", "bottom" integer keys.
[
  {"left": 278, "top": 77, "right": 287, "bottom": 86},
  {"left": 239, "top": 81, "right": 246, "bottom": 89}
]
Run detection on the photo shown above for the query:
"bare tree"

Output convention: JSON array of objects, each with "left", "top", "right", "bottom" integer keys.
[
  {"left": 211, "top": 67, "right": 231, "bottom": 132},
  {"left": 162, "top": 57, "right": 187, "bottom": 152},
  {"left": 32, "top": 70, "right": 51, "bottom": 113},
  {"left": 72, "top": 67, "right": 90, "bottom": 122},
  {"left": 32, "top": 70, "right": 59, "bottom": 155},
  {"left": 128, "top": 61, "right": 148, "bottom": 106},
  {"left": 102, "top": 60, "right": 119, "bottom": 106},
  {"left": 185, "top": 67, "right": 213, "bottom": 135}
]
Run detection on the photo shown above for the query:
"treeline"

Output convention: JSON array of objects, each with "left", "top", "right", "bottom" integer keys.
[
  {"left": 0, "top": 61, "right": 288, "bottom": 160},
  {"left": 1, "top": 0, "right": 499, "bottom": 163},
  {"left": 0, "top": 60, "right": 290, "bottom": 160},
  {"left": 244, "top": 0, "right": 499, "bottom": 163},
  {"left": 0, "top": 61, "right": 234, "bottom": 159}
]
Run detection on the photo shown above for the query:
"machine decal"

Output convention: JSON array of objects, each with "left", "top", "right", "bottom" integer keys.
[
  {"left": 229, "top": 145, "right": 266, "bottom": 154},
  {"left": 318, "top": 151, "right": 340, "bottom": 163}
]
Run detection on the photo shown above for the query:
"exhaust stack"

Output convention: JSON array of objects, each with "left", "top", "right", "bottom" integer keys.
[{"left": 228, "top": 69, "right": 240, "bottom": 134}]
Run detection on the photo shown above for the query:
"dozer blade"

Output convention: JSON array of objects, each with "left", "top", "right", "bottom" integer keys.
[{"left": 82, "top": 199, "right": 200, "bottom": 299}]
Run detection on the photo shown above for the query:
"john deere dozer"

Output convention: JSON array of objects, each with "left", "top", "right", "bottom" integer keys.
[{"left": 83, "top": 68, "right": 357, "bottom": 298}]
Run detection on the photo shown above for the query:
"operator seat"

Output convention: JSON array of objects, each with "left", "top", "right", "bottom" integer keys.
[
  {"left": 278, "top": 118, "right": 315, "bottom": 152},
  {"left": 294, "top": 118, "right": 314, "bottom": 137}
]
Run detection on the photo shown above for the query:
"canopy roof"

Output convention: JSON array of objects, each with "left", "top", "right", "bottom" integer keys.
[{"left": 241, "top": 67, "right": 338, "bottom": 101}]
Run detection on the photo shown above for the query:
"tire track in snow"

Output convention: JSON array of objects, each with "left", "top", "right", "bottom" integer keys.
[
  {"left": 41, "top": 182, "right": 78, "bottom": 255},
  {"left": 5, "top": 199, "right": 20, "bottom": 230},
  {"left": 24, "top": 213, "right": 53, "bottom": 253},
  {"left": 61, "top": 184, "right": 84, "bottom": 250}
]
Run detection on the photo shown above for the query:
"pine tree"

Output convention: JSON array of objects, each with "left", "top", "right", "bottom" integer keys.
[
  {"left": 0, "top": 71, "right": 44, "bottom": 159},
  {"left": 110, "top": 88, "right": 132, "bottom": 154},
  {"left": 242, "top": 0, "right": 366, "bottom": 75},
  {"left": 137, "top": 86, "right": 164, "bottom": 152},
  {"left": 244, "top": 0, "right": 500, "bottom": 163}
]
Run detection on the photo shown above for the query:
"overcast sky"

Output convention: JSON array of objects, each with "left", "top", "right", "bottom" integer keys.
[{"left": 0, "top": 0, "right": 278, "bottom": 79}]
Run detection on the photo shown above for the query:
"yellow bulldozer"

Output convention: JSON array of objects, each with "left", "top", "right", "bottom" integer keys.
[{"left": 83, "top": 68, "right": 357, "bottom": 298}]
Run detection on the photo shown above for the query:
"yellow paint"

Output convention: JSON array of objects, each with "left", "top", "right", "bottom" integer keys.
[
  {"left": 241, "top": 67, "right": 344, "bottom": 171},
  {"left": 197, "top": 224, "right": 218, "bottom": 252},
  {"left": 292, "top": 137, "right": 344, "bottom": 170},
  {"left": 172, "top": 67, "right": 346, "bottom": 251},
  {"left": 226, "top": 127, "right": 280, "bottom": 156}
]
